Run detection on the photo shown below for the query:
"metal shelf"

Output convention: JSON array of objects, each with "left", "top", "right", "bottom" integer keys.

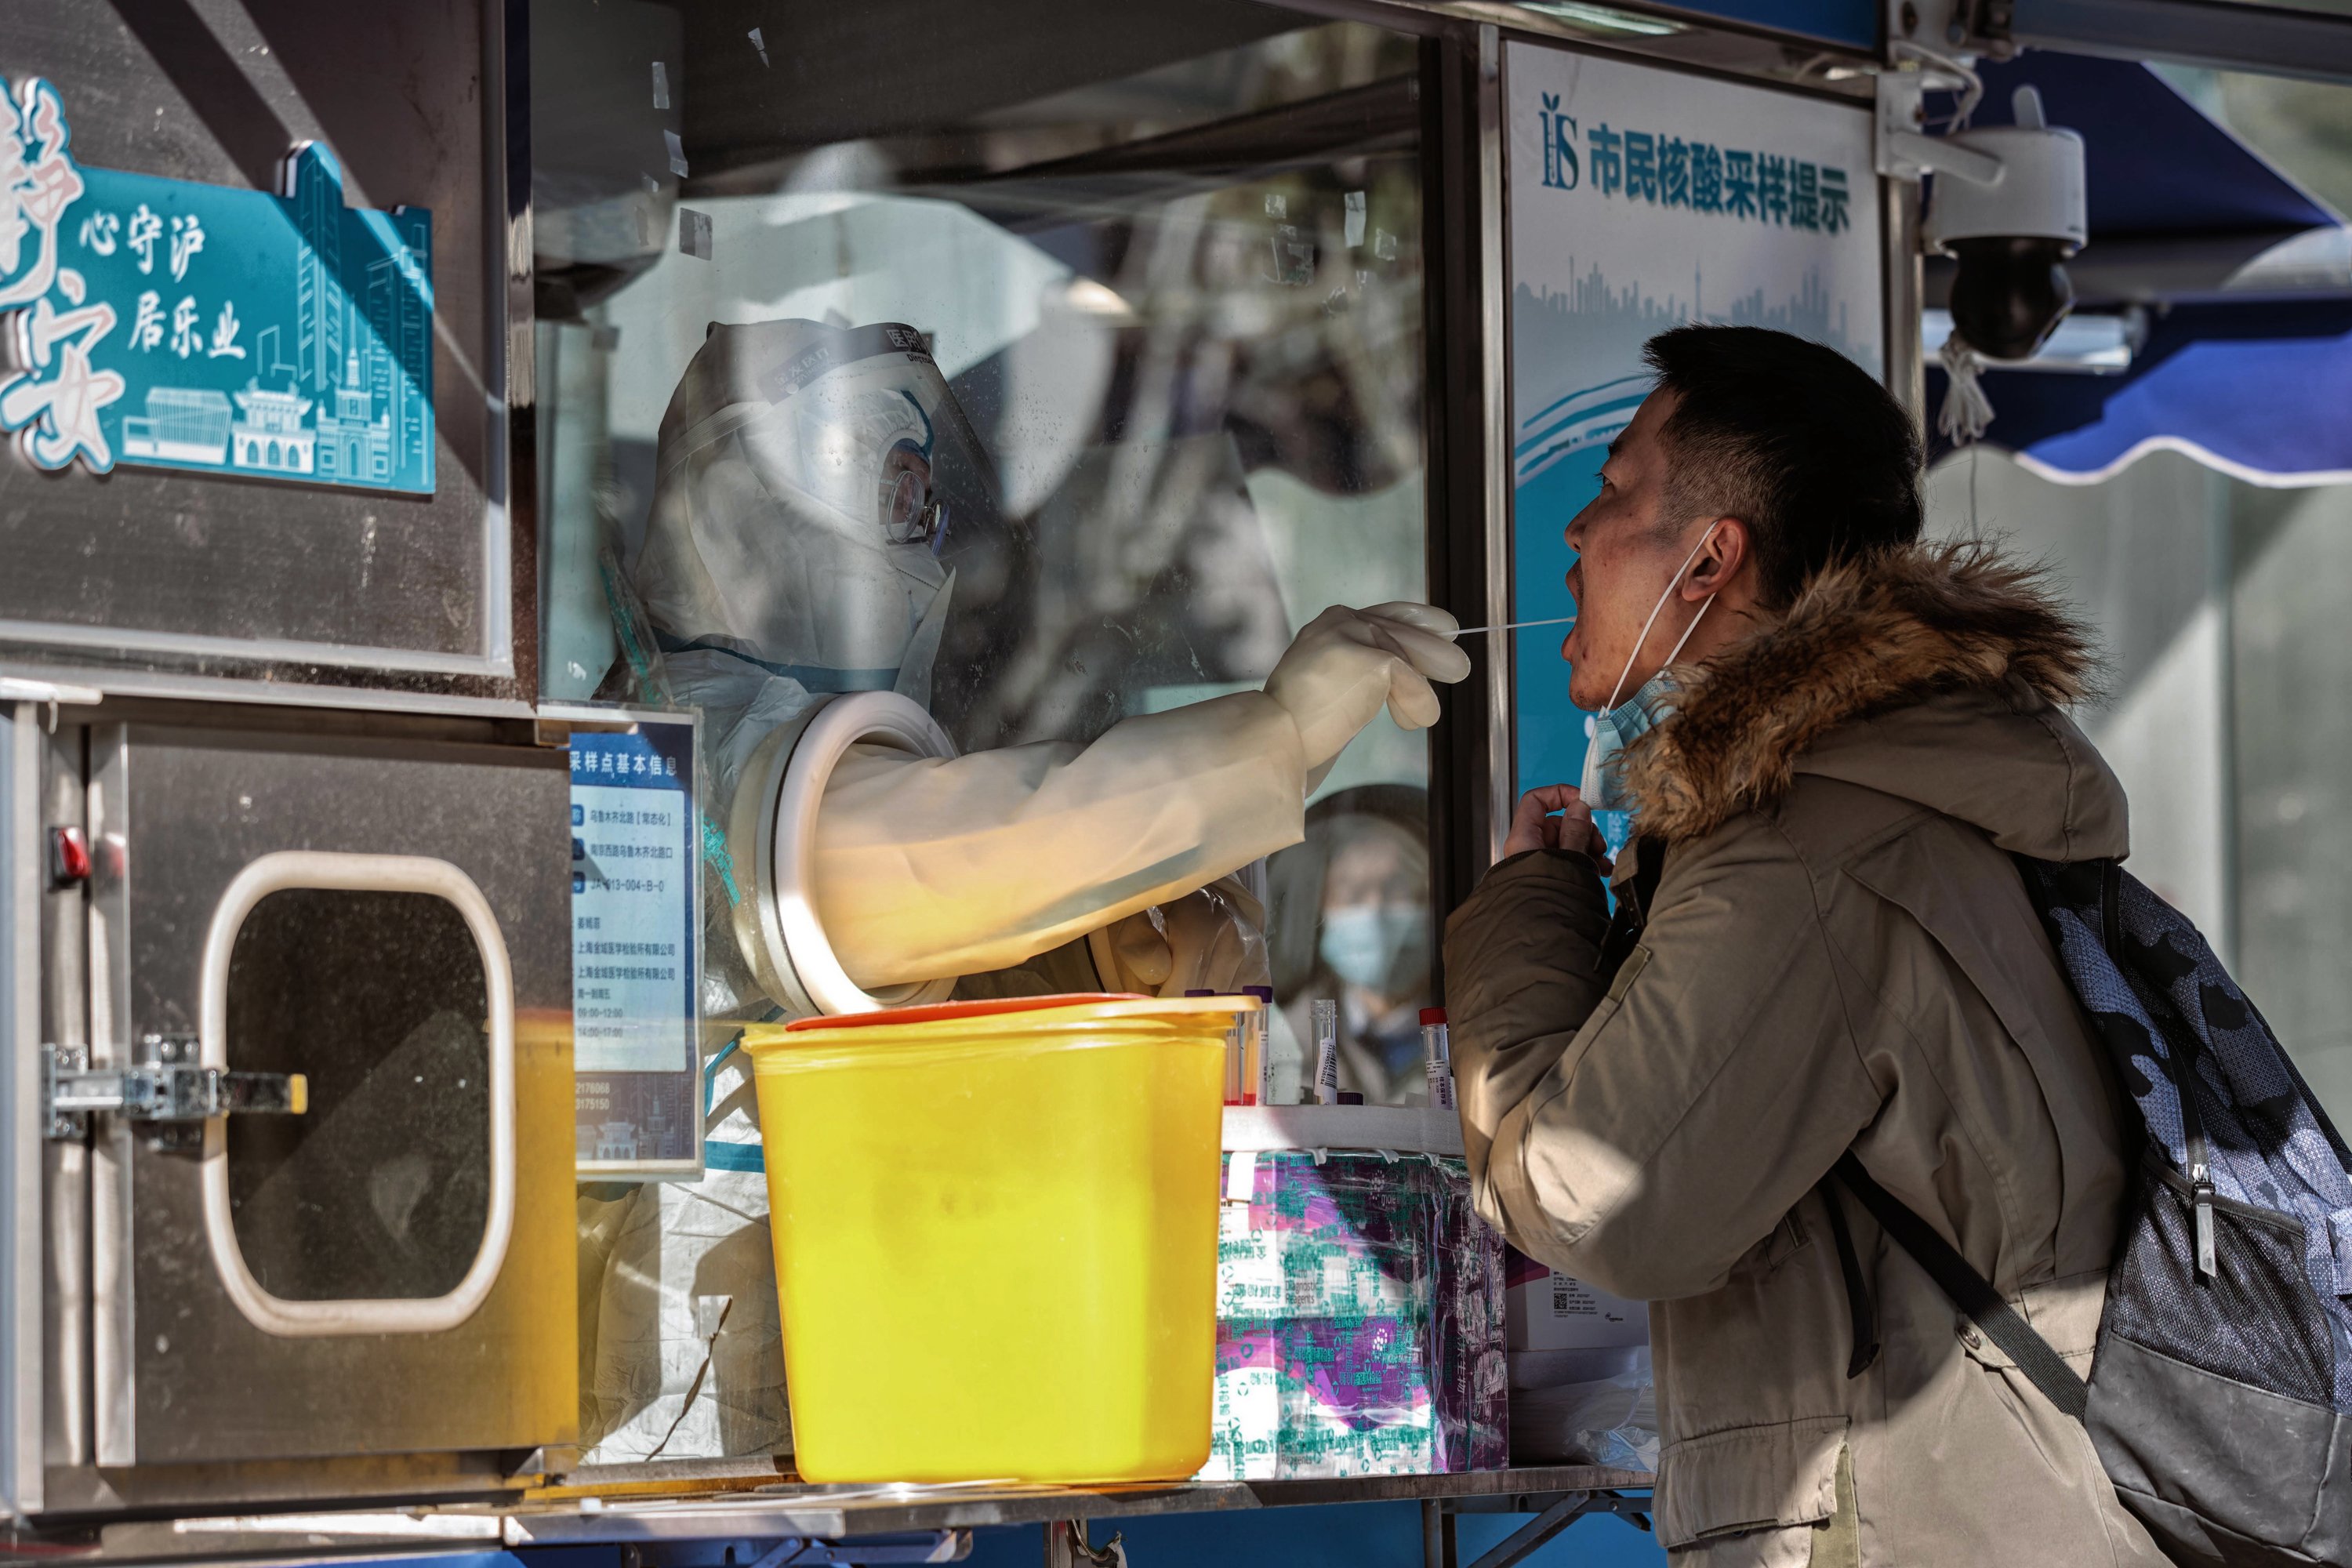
[
  {"left": 1249, "top": 1465, "right": 1652, "bottom": 1511},
  {"left": 509, "top": 1466, "right": 1653, "bottom": 1544},
  {"left": 59, "top": 1468, "right": 1656, "bottom": 1566}
]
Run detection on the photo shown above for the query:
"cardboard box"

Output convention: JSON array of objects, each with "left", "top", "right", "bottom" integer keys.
[
  {"left": 1504, "top": 1245, "right": 1648, "bottom": 1352},
  {"left": 1200, "top": 1151, "right": 1508, "bottom": 1479}
]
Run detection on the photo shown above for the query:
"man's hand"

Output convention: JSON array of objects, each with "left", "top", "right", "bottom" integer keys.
[{"left": 1502, "top": 783, "right": 1612, "bottom": 869}]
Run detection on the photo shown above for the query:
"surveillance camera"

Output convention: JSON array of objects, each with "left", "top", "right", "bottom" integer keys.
[{"left": 1924, "top": 87, "right": 2088, "bottom": 361}]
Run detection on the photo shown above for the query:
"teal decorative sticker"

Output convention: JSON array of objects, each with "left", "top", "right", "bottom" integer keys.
[{"left": 0, "top": 76, "right": 434, "bottom": 493}]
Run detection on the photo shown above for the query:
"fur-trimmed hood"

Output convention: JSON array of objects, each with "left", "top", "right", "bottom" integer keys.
[{"left": 1623, "top": 541, "right": 2129, "bottom": 859}]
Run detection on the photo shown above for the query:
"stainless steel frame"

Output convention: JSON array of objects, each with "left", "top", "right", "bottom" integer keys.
[
  {"left": 1278, "top": 0, "right": 1880, "bottom": 85},
  {"left": 2, "top": 703, "right": 42, "bottom": 1520},
  {"left": 1883, "top": 174, "right": 1927, "bottom": 424},
  {"left": 0, "top": 0, "right": 530, "bottom": 717},
  {"left": 1478, "top": 25, "right": 1514, "bottom": 867},
  {"left": 42, "top": 720, "right": 91, "bottom": 1496},
  {"left": 2002, "top": 0, "right": 2352, "bottom": 82},
  {"left": 15, "top": 1464, "right": 1655, "bottom": 1563},
  {"left": 75, "top": 716, "right": 573, "bottom": 1470},
  {"left": 85, "top": 721, "right": 132, "bottom": 1468}
]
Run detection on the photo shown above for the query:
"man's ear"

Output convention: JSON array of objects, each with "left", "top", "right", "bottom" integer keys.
[{"left": 1682, "top": 517, "right": 1750, "bottom": 597}]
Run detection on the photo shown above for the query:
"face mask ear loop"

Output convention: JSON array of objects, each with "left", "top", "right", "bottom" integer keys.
[
  {"left": 1657, "top": 593, "right": 1715, "bottom": 676},
  {"left": 1599, "top": 521, "right": 1723, "bottom": 717}
]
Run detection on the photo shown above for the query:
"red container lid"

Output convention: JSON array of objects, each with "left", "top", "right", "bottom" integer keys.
[
  {"left": 1419, "top": 1007, "right": 1447, "bottom": 1025},
  {"left": 783, "top": 991, "right": 1147, "bottom": 1033}
]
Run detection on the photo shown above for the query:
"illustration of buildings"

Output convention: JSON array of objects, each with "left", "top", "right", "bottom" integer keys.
[
  {"left": 120, "top": 387, "right": 231, "bottom": 465},
  {"left": 593, "top": 1122, "right": 641, "bottom": 1163},
  {"left": 364, "top": 230, "right": 432, "bottom": 481},
  {"left": 314, "top": 347, "right": 390, "bottom": 483},
  {"left": 295, "top": 152, "right": 344, "bottom": 397},
  {"left": 255, "top": 322, "right": 296, "bottom": 379},
  {"left": 230, "top": 380, "right": 317, "bottom": 474}
]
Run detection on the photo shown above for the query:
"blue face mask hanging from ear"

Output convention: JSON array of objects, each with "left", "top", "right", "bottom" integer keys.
[{"left": 1579, "top": 523, "right": 1722, "bottom": 815}]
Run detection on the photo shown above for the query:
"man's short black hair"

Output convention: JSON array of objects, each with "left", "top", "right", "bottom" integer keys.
[{"left": 1642, "top": 325, "right": 1922, "bottom": 608}]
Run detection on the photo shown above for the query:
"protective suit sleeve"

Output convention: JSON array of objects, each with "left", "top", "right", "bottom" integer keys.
[
  {"left": 1091, "top": 877, "right": 1272, "bottom": 997},
  {"left": 812, "top": 691, "right": 1308, "bottom": 989}
]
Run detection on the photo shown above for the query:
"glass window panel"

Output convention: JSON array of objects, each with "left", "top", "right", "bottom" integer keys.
[
  {"left": 2229, "top": 480, "right": 2352, "bottom": 1126},
  {"left": 532, "top": 0, "right": 1439, "bottom": 1102},
  {"left": 1926, "top": 445, "right": 2352, "bottom": 1131},
  {"left": 224, "top": 889, "right": 492, "bottom": 1301}
]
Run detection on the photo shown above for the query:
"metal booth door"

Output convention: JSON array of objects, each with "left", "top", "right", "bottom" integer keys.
[{"left": 81, "top": 720, "right": 573, "bottom": 1465}]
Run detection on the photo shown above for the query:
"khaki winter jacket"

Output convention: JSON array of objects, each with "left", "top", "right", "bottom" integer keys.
[{"left": 1446, "top": 544, "right": 2167, "bottom": 1566}]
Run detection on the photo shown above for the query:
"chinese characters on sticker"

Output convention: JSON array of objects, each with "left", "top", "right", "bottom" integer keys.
[
  {"left": 0, "top": 75, "right": 436, "bottom": 491},
  {"left": 1533, "top": 91, "right": 1853, "bottom": 234}
]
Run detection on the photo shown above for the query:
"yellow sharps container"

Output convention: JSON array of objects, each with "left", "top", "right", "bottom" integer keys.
[{"left": 741, "top": 991, "right": 1248, "bottom": 1483}]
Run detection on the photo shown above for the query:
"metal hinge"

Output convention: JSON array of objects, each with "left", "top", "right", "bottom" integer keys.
[{"left": 44, "top": 1034, "right": 307, "bottom": 1142}]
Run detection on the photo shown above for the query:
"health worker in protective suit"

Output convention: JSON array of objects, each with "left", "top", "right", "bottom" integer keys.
[{"left": 579, "top": 318, "right": 1468, "bottom": 1461}]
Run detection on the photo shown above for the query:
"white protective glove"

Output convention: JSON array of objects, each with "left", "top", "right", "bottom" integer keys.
[
  {"left": 1264, "top": 602, "right": 1472, "bottom": 793},
  {"left": 808, "top": 603, "right": 1467, "bottom": 993},
  {"left": 1091, "top": 876, "right": 1272, "bottom": 997}
]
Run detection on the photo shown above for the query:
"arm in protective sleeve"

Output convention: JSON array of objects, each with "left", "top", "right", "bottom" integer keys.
[
  {"left": 1461, "top": 818, "right": 1884, "bottom": 1302},
  {"left": 1443, "top": 848, "right": 1614, "bottom": 1221},
  {"left": 811, "top": 691, "right": 1308, "bottom": 989}
]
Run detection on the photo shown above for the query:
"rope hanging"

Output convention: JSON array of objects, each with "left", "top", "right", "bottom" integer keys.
[{"left": 1937, "top": 329, "right": 1996, "bottom": 447}]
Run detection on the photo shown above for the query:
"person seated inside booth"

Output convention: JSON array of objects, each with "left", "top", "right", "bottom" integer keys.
[
  {"left": 1445, "top": 325, "right": 2166, "bottom": 1566},
  {"left": 1270, "top": 785, "right": 1440, "bottom": 1105}
]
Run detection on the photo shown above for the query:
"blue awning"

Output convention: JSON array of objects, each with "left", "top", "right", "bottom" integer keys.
[
  {"left": 1646, "top": 0, "right": 1876, "bottom": 50},
  {"left": 1928, "top": 52, "right": 2352, "bottom": 483},
  {"left": 1938, "top": 299, "right": 2352, "bottom": 485},
  {"left": 1956, "top": 53, "right": 2333, "bottom": 240}
]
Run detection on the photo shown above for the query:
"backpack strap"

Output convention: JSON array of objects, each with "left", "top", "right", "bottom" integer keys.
[
  {"left": 1821, "top": 1179, "right": 1881, "bottom": 1378},
  {"left": 1832, "top": 1152, "right": 2089, "bottom": 1420},
  {"left": 1594, "top": 836, "right": 1667, "bottom": 975}
]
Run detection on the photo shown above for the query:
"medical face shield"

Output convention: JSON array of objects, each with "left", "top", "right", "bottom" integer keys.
[{"left": 637, "top": 320, "right": 1004, "bottom": 688}]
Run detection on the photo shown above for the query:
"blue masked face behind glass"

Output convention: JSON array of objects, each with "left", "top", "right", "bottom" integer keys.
[
  {"left": 1318, "top": 902, "right": 1428, "bottom": 994},
  {"left": 1579, "top": 522, "right": 1722, "bottom": 815}
]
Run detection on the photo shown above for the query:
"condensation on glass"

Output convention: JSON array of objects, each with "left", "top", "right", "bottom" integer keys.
[
  {"left": 223, "top": 888, "right": 492, "bottom": 1301},
  {"left": 532, "top": 1, "right": 1442, "bottom": 1102}
]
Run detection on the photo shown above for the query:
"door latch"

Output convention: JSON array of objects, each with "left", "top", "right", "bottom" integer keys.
[{"left": 44, "top": 1035, "right": 307, "bottom": 1142}]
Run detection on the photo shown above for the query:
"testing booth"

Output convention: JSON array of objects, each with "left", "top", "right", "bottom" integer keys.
[{"left": 2, "top": 0, "right": 2349, "bottom": 1565}]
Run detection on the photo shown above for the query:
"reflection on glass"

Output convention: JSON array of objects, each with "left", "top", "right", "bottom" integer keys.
[
  {"left": 224, "top": 890, "right": 492, "bottom": 1301},
  {"left": 532, "top": 3, "right": 1433, "bottom": 1053},
  {"left": 1271, "top": 785, "right": 1438, "bottom": 1105}
]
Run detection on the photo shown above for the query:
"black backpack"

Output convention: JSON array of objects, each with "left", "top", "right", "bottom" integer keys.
[{"left": 1832, "top": 855, "right": 2352, "bottom": 1566}]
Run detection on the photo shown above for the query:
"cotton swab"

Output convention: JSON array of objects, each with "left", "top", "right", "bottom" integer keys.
[{"left": 1445, "top": 615, "right": 1577, "bottom": 636}]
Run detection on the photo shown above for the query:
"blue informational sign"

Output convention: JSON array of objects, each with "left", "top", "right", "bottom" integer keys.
[
  {"left": 0, "top": 75, "right": 434, "bottom": 493},
  {"left": 569, "top": 720, "right": 699, "bottom": 1174},
  {"left": 1505, "top": 45, "right": 1883, "bottom": 813}
]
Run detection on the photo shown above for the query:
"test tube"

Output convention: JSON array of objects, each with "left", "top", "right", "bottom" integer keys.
[
  {"left": 1420, "top": 1006, "right": 1455, "bottom": 1111},
  {"left": 1190, "top": 989, "right": 1243, "bottom": 1105},
  {"left": 1243, "top": 985, "right": 1273, "bottom": 1106},
  {"left": 1312, "top": 999, "right": 1340, "bottom": 1105}
]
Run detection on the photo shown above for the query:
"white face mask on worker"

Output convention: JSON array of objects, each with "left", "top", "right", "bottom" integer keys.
[{"left": 1579, "top": 523, "right": 1722, "bottom": 815}]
